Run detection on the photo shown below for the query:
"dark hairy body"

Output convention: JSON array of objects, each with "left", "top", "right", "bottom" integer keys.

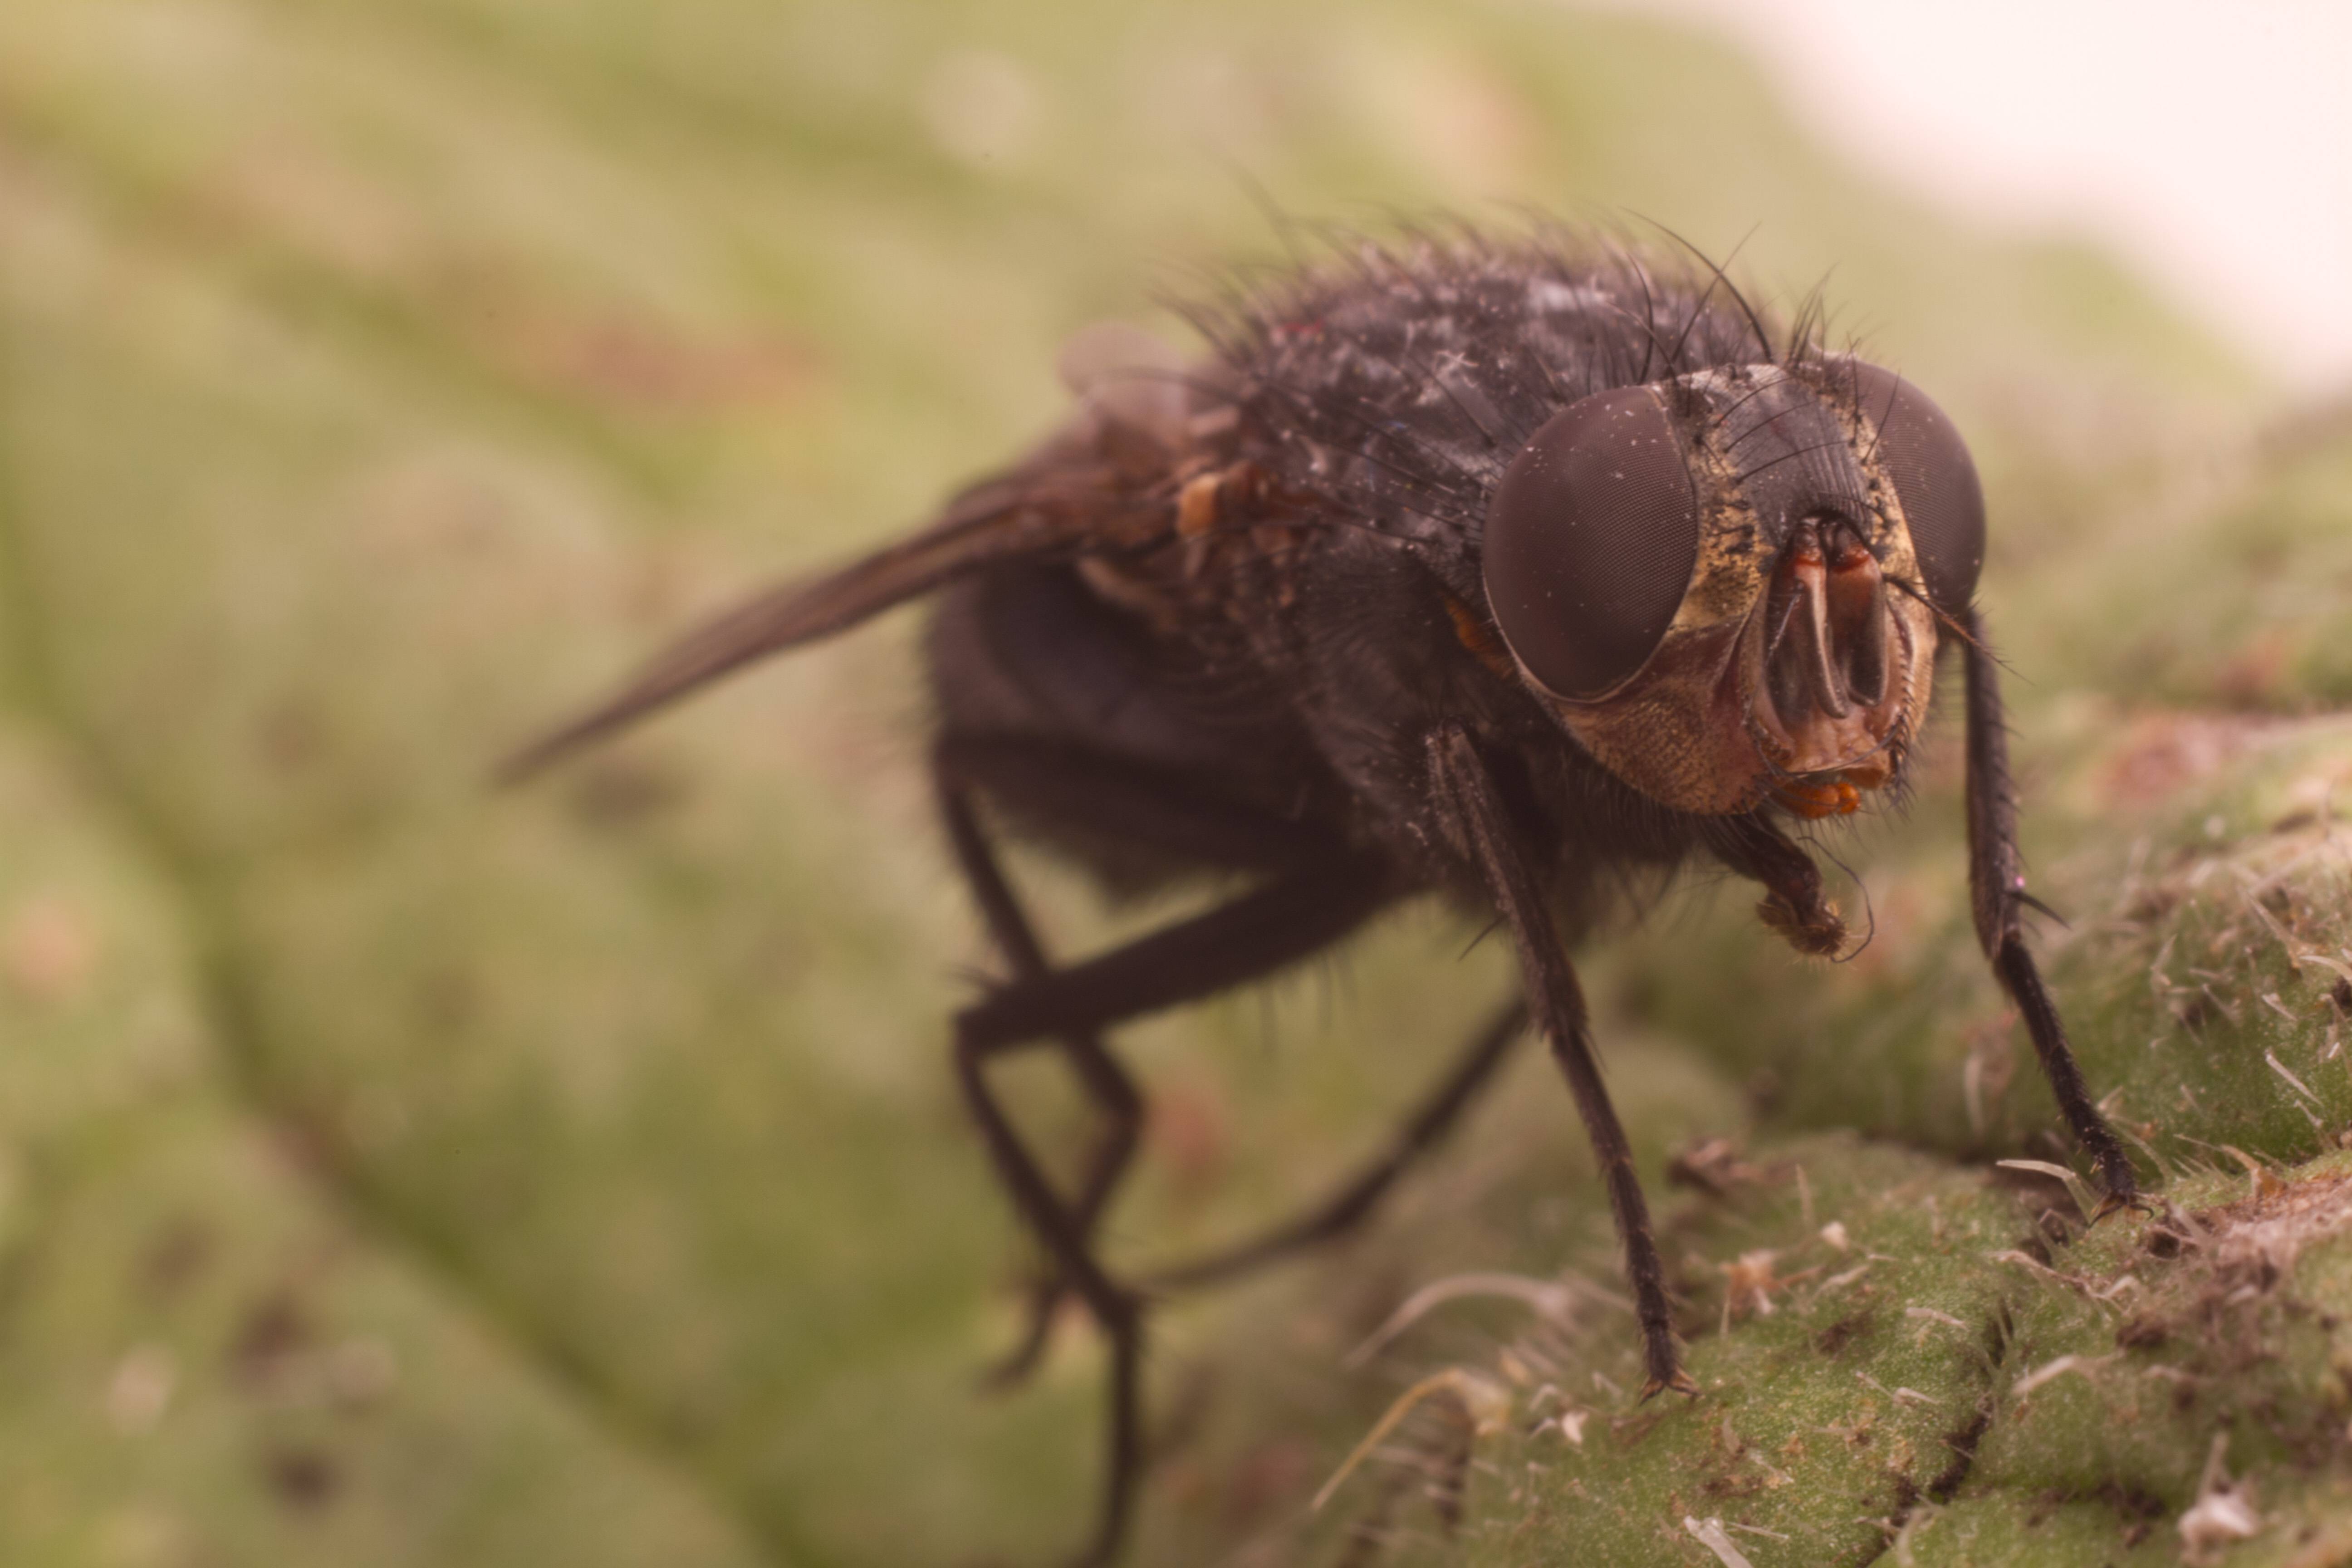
[{"left": 512, "top": 227, "right": 2139, "bottom": 1567}]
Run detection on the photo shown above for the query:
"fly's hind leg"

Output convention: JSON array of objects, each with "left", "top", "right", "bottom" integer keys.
[
  {"left": 933, "top": 755, "right": 1138, "bottom": 1389},
  {"left": 1142, "top": 995, "right": 1527, "bottom": 1290},
  {"left": 949, "top": 848, "right": 1394, "bottom": 1567},
  {"left": 941, "top": 733, "right": 1533, "bottom": 1416},
  {"left": 935, "top": 735, "right": 1355, "bottom": 1389}
]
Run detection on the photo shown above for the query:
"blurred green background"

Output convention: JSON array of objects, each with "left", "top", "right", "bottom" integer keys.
[{"left": 7, "top": 1, "right": 2351, "bottom": 1565}]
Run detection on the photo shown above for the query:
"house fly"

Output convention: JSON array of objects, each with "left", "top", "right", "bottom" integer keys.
[{"left": 506, "top": 226, "right": 2137, "bottom": 1567}]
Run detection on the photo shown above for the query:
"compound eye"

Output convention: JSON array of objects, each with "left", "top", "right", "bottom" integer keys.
[
  {"left": 1481, "top": 385, "right": 1700, "bottom": 700},
  {"left": 1842, "top": 362, "right": 1985, "bottom": 613}
]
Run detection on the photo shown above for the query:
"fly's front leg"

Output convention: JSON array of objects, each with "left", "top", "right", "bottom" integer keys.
[
  {"left": 1708, "top": 811, "right": 1847, "bottom": 957},
  {"left": 1427, "top": 724, "right": 1694, "bottom": 1398},
  {"left": 1961, "top": 608, "right": 2137, "bottom": 1211}
]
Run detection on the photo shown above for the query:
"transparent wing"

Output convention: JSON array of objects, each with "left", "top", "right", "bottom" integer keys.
[{"left": 499, "top": 460, "right": 1170, "bottom": 782}]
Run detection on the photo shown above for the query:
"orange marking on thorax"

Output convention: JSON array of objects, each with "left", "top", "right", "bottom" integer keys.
[
  {"left": 1442, "top": 591, "right": 1518, "bottom": 680},
  {"left": 1176, "top": 472, "right": 1221, "bottom": 538}
]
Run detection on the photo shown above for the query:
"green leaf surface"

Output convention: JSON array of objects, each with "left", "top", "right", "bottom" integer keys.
[{"left": 1, "top": 1, "right": 2336, "bottom": 1565}]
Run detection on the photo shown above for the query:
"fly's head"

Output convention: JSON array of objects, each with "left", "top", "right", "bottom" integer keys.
[{"left": 1480, "top": 358, "right": 1984, "bottom": 818}]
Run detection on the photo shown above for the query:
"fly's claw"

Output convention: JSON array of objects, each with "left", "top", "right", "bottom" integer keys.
[
  {"left": 2091, "top": 1187, "right": 2161, "bottom": 1225},
  {"left": 1640, "top": 1368, "right": 1702, "bottom": 1401},
  {"left": 2088, "top": 1149, "right": 2146, "bottom": 1224}
]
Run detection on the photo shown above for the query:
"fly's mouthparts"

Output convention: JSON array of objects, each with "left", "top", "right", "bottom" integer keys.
[
  {"left": 1745, "top": 519, "right": 1906, "bottom": 799},
  {"left": 1772, "top": 772, "right": 1863, "bottom": 819}
]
